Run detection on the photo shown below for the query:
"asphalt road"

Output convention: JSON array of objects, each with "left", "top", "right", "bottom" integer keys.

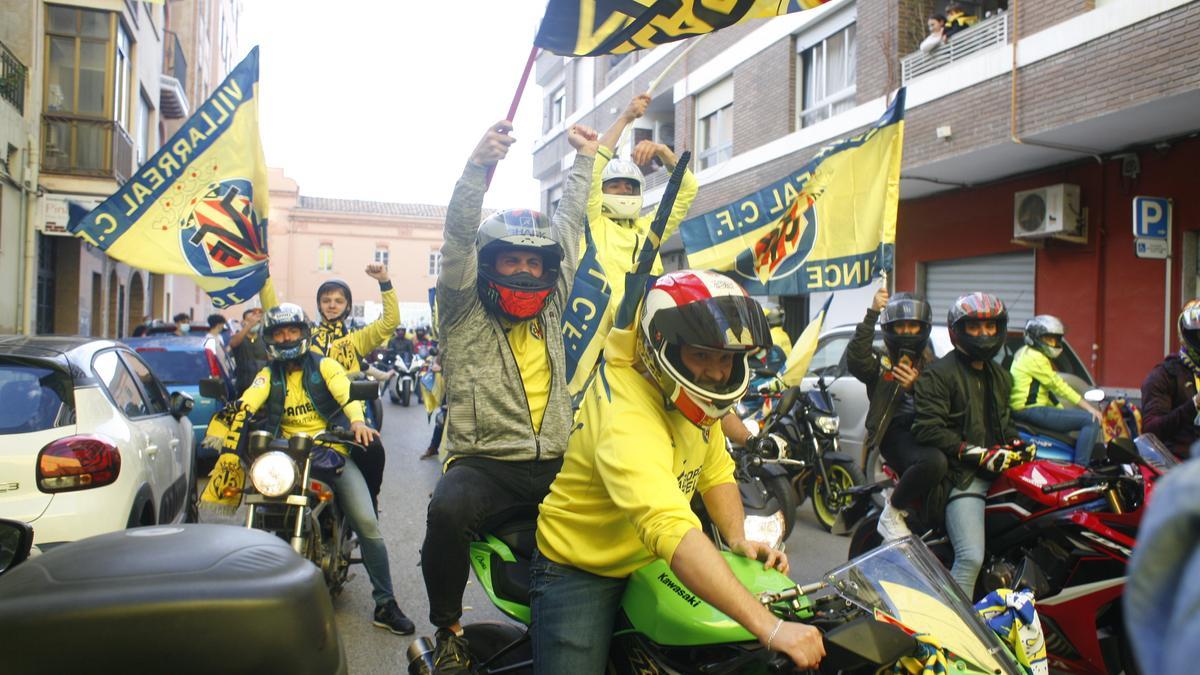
[{"left": 202, "top": 400, "right": 850, "bottom": 674}]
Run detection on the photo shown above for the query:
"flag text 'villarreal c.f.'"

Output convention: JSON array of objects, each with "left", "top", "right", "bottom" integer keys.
[{"left": 69, "top": 47, "right": 270, "bottom": 308}]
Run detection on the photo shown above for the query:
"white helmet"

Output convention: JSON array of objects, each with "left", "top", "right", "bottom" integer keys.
[{"left": 600, "top": 158, "right": 644, "bottom": 220}]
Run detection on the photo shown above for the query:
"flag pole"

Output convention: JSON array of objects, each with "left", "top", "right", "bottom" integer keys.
[
  {"left": 615, "top": 35, "right": 707, "bottom": 152},
  {"left": 486, "top": 44, "right": 540, "bottom": 190}
]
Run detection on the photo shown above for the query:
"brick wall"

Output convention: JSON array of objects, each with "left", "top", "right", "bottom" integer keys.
[
  {"left": 733, "top": 38, "right": 795, "bottom": 155},
  {"left": 1017, "top": 0, "right": 1095, "bottom": 37},
  {"left": 856, "top": 0, "right": 899, "bottom": 104}
]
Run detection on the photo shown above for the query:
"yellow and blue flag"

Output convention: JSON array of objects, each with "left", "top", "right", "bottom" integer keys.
[
  {"left": 780, "top": 294, "right": 831, "bottom": 387},
  {"left": 69, "top": 47, "right": 269, "bottom": 309},
  {"left": 535, "top": 0, "right": 831, "bottom": 56},
  {"left": 680, "top": 88, "right": 905, "bottom": 296},
  {"left": 562, "top": 224, "right": 613, "bottom": 395}
]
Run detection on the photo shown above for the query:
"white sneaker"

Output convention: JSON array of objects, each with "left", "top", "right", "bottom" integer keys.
[{"left": 877, "top": 498, "right": 912, "bottom": 541}]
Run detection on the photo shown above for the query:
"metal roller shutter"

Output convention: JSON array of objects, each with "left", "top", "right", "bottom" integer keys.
[{"left": 923, "top": 252, "right": 1035, "bottom": 328}]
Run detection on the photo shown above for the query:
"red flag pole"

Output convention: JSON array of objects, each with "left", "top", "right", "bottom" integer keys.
[{"left": 486, "top": 45, "right": 540, "bottom": 190}]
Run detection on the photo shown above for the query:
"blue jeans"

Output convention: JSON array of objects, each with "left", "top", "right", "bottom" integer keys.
[
  {"left": 945, "top": 476, "right": 991, "bottom": 599},
  {"left": 330, "top": 456, "right": 394, "bottom": 606},
  {"left": 530, "top": 548, "right": 627, "bottom": 673},
  {"left": 1015, "top": 406, "right": 1100, "bottom": 464}
]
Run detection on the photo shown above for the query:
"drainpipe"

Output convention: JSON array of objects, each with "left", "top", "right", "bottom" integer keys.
[
  {"left": 1009, "top": 0, "right": 1103, "bottom": 164},
  {"left": 20, "top": 6, "right": 43, "bottom": 335}
]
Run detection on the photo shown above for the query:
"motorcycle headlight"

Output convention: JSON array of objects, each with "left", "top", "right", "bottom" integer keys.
[
  {"left": 249, "top": 451, "right": 298, "bottom": 497},
  {"left": 811, "top": 414, "right": 839, "bottom": 436},
  {"left": 743, "top": 512, "right": 786, "bottom": 550}
]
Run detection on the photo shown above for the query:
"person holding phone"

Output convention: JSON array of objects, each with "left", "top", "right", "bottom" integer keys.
[{"left": 846, "top": 285, "right": 946, "bottom": 541}]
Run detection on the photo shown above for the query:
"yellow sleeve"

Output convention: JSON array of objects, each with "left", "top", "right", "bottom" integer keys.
[
  {"left": 593, "top": 390, "right": 701, "bottom": 565},
  {"left": 1030, "top": 351, "right": 1082, "bottom": 406},
  {"left": 696, "top": 428, "right": 736, "bottom": 494},
  {"left": 320, "top": 358, "right": 365, "bottom": 424},
  {"left": 586, "top": 147, "right": 612, "bottom": 246},
  {"left": 258, "top": 278, "right": 279, "bottom": 311},
  {"left": 208, "top": 366, "right": 271, "bottom": 449},
  {"left": 350, "top": 285, "right": 400, "bottom": 357},
  {"left": 660, "top": 168, "right": 699, "bottom": 245}
]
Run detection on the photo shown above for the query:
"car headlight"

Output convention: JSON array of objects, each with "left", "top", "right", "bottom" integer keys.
[
  {"left": 812, "top": 415, "right": 839, "bottom": 436},
  {"left": 249, "top": 451, "right": 298, "bottom": 497},
  {"left": 743, "top": 512, "right": 786, "bottom": 550}
]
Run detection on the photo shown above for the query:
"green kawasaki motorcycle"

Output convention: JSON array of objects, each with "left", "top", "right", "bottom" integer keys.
[{"left": 407, "top": 525, "right": 1024, "bottom": 674}]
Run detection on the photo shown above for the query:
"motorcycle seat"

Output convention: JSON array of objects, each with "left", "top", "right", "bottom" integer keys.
[
  {"left": 0, "top": 524, "right": 344, "bottom": 674},
  {"left": 492, "top": 518, "right": 537, "bottom": 560},
  {"left": 1017, "top": 422, "right": 1078, "bottom": 447},
  {"left": 488, "top": 519, "right": 537, "bottom": 607}
]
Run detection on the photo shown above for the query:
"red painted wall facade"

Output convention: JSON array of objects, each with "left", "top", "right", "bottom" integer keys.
[{"left": 896, "top": 135, "right": 1200, "bottom": 388}]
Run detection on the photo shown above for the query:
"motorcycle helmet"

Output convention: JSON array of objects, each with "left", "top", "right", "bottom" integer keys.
[
  {"left": 263, "top": 303, "right": 313, "bottom": 362},
  {"left": 947, "top": 292, "right": 1008, "bottom": 362},
  {"left": 1024, "top": 315, "right": 1065, "bottom": 360},
  {"left": 600, "top": 157, "right": 644, "bottom": 220},
  {"left": 316, "top": 279, "right": 352, "bottom": 323},
  {"left": 1179, "top": 306, "right": 1200, "bottom": 363},
  {"left": 881, "top": 293, "right": 932, "bottom": 359},
  {"left": 637, "top": 270, "right": 772, "bottom": 429},
  {"left": 476, "top": 209, "right": 563, "bottom": 322}
]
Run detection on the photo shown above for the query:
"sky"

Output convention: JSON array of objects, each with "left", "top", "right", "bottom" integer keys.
[{"left": 239, "top": 1, "right": 549, "bottom": 210}]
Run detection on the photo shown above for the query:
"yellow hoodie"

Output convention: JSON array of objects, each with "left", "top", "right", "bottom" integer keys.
[{"left": 536, "top": 328, "right": 734, "bottom": 578}]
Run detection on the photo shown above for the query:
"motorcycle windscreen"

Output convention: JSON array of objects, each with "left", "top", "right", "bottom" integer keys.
[{"left": 826, "top": 538, "right": 1024, "bottom": 675}]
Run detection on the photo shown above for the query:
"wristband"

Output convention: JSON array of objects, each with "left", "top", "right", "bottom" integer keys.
[
  {"left": 766, "top": 618, "right": 784, "bottom": 651},
  {"left": 378, "top": 280, "right": 393, "bottom": 292}
]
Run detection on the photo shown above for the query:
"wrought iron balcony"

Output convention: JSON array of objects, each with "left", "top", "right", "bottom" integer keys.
[
  {"left": 901, "top": 12, "right": 1010, "bottom": 85},
  {"left": 1, "top": 39, "right": 26, "bottom": 113},
  {"left": 41, "top": 114, "right": 135, "bottom": 184}
]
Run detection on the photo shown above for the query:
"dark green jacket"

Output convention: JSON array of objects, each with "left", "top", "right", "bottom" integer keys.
[
  {"left": 912, "top": 351, "right": 1018, "bottom": 489},
  {"left": 846, "top": 308, "right": 931, "bottom": 459}
]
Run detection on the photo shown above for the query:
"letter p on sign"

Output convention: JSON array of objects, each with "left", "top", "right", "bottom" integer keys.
[{"left": 1133, "top": 196, "right": 1171, "bottom": 240}]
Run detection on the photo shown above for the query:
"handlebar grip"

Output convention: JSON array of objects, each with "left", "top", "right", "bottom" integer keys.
[
  {"left": 323, "top": 426, "right": 357, "bottom": 442},
  {"left": 1042, "top": 477, "right": 1085, "bottom": 494}
]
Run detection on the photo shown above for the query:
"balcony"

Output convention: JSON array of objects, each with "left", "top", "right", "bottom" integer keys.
[
  {"left": 1, "top": 39, "right": 26, "bottom": 113},
  {"left": 41, "top": 114, "right": 135, "bottom": 184},
  {"left": 900, "top": 12, "right": 1009, "bottom": 85},
  {"left": 160, "top": 30, "right": 189, "bottom": 119}
]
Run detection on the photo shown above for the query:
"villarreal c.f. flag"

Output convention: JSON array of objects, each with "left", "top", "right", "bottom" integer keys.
[
  {"left": 680, "top": 89, "right": 905, "bottom": 297},
  {"left": 69, "top": 47, "right": 269, "bottom": 309},
  {"left": 535, "top": 0, "right": 831, "bottom": 56}
]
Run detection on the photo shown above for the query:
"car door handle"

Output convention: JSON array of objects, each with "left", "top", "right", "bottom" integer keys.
[{"left": 146, "top": 444, "right": 159, "bottom": 457}]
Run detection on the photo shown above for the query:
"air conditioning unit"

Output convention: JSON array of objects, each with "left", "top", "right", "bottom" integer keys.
[{"left": 1013, "top": 184, "right": 1082, "bottom": 239}]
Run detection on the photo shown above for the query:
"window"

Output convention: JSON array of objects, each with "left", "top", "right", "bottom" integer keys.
[
  {"left": 550, "top": 86, "right": 566, "bottom": 128},
  {"left": 0, "top": 360, "right": 75, "bottom": 433},
  {"left": 317, "top": 243, "right": 333, "bottom": 271},
  {"left": 799, "top": 24, "right": 857, "bottom": 128},
  {"left": 806, "top": 334, "right": 851, "bottom": 378},
  {"left": 93, "top": 350, "right": 149, "bottom": 418},
  {"left": 44, "top": 6, "right": 115, "bottom": 173},
  {"left": 114, "top": 22, "right": 130, "bottom": 131},
  {"left": 695, "top": 78, "right": 734, "bottom": 171},
  {"left": 374, "top": 246, "right": 389, "bottom": 267},
  {"left": 120, "top": 351, "right": 170, "bottom": 415},
  {"left": 428, "top": 250, "right": 442, "bottom": 277},
  {"left": 136, "top": 90, "right": 153, "bottom": 164}
]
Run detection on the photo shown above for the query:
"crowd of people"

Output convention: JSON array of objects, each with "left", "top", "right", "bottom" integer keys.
[{"left": 195, "top": 87, "right": 1189, "bottom": 674}]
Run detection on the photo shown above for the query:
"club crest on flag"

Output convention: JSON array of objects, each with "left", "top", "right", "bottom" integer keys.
[
  {"left": 180, "top": 178, "right": 268, "bottom": 277},
  {"left": 747, "top": 190, "right": 817, "bottom": 284}
]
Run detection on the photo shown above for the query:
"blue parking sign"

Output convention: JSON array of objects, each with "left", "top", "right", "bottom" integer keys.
[{"left": 1133, "top": 196, "right": 1171, "bottom": 239}]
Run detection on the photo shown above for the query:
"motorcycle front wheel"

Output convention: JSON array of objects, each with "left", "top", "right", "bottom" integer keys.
[
  {"left": 388, "top": 376, "right": 401, "bottom": 404},
  {"left": 401, "top": 380, "right": 412, "bottom": 407},
  {"left": 811, "top": 459, "right": 866, "bottom": 532},
  {"left": 762, "top": 473, "right": 798, "bottom": 541}
]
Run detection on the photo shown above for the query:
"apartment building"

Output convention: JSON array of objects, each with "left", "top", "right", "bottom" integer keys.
[
  {"left": 0, "top": 0, "right": 240, "bottom": 338},
  {"left": 533, "top": 0, "right": 1200, "bottom": 387}
]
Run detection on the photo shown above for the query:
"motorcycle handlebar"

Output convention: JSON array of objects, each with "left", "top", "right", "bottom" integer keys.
[{"left": 1042, "top": 477, "right": 1086, "bottom": 494}]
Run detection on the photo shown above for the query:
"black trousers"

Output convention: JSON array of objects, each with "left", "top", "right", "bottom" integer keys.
[
  {"left": 880, "top": 427, "right": 948, "bottom": 510},
  {"left": 421, "top": 455, "right": 563, "bottom": 628}
]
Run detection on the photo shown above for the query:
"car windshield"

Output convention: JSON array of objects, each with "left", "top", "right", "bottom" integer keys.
[
  {"left": 134, "top": 350, "right": 211, "bottom": 385},
  {"left": 0, "top": 359, "right": 75, "bottom": 434}
]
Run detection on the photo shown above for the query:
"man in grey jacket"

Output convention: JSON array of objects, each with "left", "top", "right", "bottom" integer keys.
[{"left": 421, "top": 119, "right": 597, "bottom": 672}]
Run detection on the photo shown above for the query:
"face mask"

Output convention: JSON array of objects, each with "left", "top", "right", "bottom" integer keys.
[{"left": 178, "top": 323, "right": 191, "bottom": 332}]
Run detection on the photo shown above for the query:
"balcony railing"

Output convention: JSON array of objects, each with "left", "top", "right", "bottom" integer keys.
[
  {"left": 900, "top": 12, "right": 1009, "bottom": 85},
  {"left": 164, "top": 31, "right": 188, "bottom": 93},
  {"left": 41, "top": 114, "right": 135, "bottom": 183},
  {"left": 1, "top": 39, "right": 26, "bottom": 113}
]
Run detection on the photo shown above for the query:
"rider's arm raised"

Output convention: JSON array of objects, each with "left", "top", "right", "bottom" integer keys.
[
  {"left": 351, "top": 264, "right": 399, "bottom": 358},
  {"left": 846, "top": 307, "right": 882, "bottom": 386},
  {"left": 552, "top": 125, "right": 599, "bottom": 293}
]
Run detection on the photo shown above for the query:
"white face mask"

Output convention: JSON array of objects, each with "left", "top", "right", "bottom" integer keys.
[{"left": 178, "top": 323, "right": 191, "bottom": 332}]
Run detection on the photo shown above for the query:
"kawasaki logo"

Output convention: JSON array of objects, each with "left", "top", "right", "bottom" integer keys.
[{"left": 657, "top": 572, "right": 702, "bottom": 608}]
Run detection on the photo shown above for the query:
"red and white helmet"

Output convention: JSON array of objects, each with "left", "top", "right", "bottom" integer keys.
[{"left": 637, "top": 270, "right": 772, "bottom": 429}]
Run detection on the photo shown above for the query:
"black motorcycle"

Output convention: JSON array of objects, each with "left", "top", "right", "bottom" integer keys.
[
  {"left": 747, "top": 379, "right": 865, "bottom": 532},
  {"left": 694, "top": 436, "right": 798, "bottom": 550}
]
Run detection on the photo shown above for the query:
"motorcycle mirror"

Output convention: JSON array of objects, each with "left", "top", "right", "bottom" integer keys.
[
  {"left": 776, "top": 388, "right": 800, "bottom": 416},
  {"left": 0, "top": 519, "right": 34, "bottom": 576},
  {"left": 348, "top": 380, "right": 380, "bottom": 402},
  {"left": 822, "top": 616, "right": 918, "bottom": 670},
  {"left": 1083, "top": 388, "right": 1105, "bottom": 403},
  {"left": 198, "top": 377, "right": 227, "bottom": 402}
]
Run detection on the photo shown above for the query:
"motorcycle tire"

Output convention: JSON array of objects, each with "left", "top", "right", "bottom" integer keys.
[
  {"left": 401, "top": 381, "right": 412, "bottom": 407},
  {"left": 847, "top": 515, "right": 884, "bottom": 559},
  {"left": 811, "top": 459, "right": 866, "bottom": 532},
  {"left": 389, "top": 377, "right": 401, "bottom": 404},
  {"left": 462, "top": 621, "right": 531, "bottom": 674},
  {"left": 864, "top": 449, "right": 889, "bottom": 509},
  {"left": 763, "top": 474, "right": 799, "bottom": 542}
]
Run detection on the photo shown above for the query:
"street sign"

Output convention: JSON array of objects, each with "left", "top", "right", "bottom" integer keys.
[
  {"left": 40, "top": 193, "right": 104, "bottom": 237},
  {"left": 1132, "top": 196, "right": 1172, "bottom": 239},
  {"left": 1135, "top": 237, "right": 1169, "bottom": 260}
]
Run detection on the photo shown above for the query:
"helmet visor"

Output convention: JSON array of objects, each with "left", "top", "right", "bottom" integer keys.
[{"left": 651, "top": 295, "right": 772, "bottom": 352}]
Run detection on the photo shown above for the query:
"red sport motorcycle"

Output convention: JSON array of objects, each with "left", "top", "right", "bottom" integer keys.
[{"left": 841, "top": 435, "right": 1177, "bottom": 674}]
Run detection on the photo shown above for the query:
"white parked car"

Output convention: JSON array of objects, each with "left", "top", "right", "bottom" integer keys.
[{"left": 0, "top": 336, "right": 197, "bottom": 550}]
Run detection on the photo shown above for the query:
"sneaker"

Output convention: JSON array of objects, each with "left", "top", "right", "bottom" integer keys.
[
  {"left": 432, "top": 628, "right": 475, "bottom": 674},
  {"left": 373, "top": 600, "right": 415, "bottom": 635},
  {"left": 876, "top": 498, "right": 912, "bottom": 541}
]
